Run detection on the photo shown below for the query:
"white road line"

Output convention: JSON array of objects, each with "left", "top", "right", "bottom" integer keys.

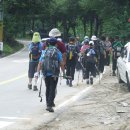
[
  {"left": 0, "top": 121, "right": 14, "bottom": 129},
  {"left": 0, "top": 73, "right": 27, "bottom": 86}
]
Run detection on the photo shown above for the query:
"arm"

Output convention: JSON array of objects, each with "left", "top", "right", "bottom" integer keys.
[{"left": 62, "top": 52, "right": 66, "bottom": 66}]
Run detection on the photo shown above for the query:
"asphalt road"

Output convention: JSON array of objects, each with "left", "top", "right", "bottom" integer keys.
[{"left": 0, "top": 40, "right": 99, "bottom": 130}]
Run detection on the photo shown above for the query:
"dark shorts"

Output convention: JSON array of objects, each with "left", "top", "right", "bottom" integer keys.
[{"left": 28, "top": 62, "right": 38, "bottom": 78}]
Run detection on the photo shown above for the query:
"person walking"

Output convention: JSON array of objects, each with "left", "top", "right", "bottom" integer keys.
[
  {"left": 112, "top": 36, "right": 123, "bottom": 76},
  {"left": 80, "top": 39, "right": 90, "bottom": 79},
  {"left": 49, "top": 28, "right": 66, "bottom": 66},
  {"left": 66, "top": 37, "right": 79, "bottom": 86},
  {"left": 35, "top": 37, "right": 65, "bottom": 112},
  {"left": 91, "top": 35, "right": 106, "bottom": 73},
  {"left": 28, "top": 32, "right": 42, "bottom": 91},
  {"left": 83, "top": 41, "right": 96, "bottom": 84},
  {"left": 104, "top": 37, "right": 112, "bottom": 66}
]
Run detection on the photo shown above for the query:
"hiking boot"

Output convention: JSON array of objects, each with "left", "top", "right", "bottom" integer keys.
[
  {"left": 112, "top": 71, "right": 116, "bottom": 76},
  {"left": 90, "top": 77, "right": 93, "bottom": 85},
  {"left": 66, "top": 79, "right": 69, "bottom": 85},
  {"left": 69, "top": 80, "right": 73, "bottom": 87},
  {"left": 33, "top": 85, "right": 38, "bottom": 91},
  {"left": 52, "top": 102, "right": 55, "bottom": 107},
  {"left": 46, "top": 106, "right": 54, "bottom": 112},
  {"left": 28, "top": 84, "right": 32, "bottom": 90},
  {"left": 86, "top": 80, "right": 89, "bottom": 84}
]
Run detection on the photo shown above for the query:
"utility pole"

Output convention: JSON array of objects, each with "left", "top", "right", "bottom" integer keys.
[{"left": 0, "top": 0, "right": 3, "bottom": 55}]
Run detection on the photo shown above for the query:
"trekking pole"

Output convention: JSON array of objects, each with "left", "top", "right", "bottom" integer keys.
[
  {"left": 99, "top": 71, "right": 100, "bottom": 84},
  {"left": 53, "top": 75, "right": 72, "bottom": 79},
  {"left": 95, "top": 65, "right": 100, "bottom": 84},
  {"left": 39, "top": 74, "right": 43, "bottom": 102},
  {"left": 77, "top": 70, "right": 80, "bottom": 86},
  {"left": 59, "top": 72, "right": 62, "bottom": 85}
]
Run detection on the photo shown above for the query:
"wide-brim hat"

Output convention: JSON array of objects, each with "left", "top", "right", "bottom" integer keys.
[
  {"left": 91, "top": 35, "right": 97, "bottom": 40},
  {"left": 49, "top": 28, "right": 61, "bottom": 37},
  {"left": 32, "top": 32, "right": 41, "bottom": 43}
]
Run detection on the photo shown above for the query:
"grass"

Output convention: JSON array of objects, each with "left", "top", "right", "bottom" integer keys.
[{"left": 2, "top": 42, "right": 24, "bottom": 56}]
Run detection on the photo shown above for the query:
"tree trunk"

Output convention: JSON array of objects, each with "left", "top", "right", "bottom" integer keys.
[
  {"left": 90, "top": 19, "right": 93, "bottom": 37},
  {"left": 62, "top": 20, "right": 69, "bottom": 41},
  {"left": 94, "top": 16, "right": 99, "bottom": 36},
  {"left": 72, "top": 26, "right": 76, "bottom": 36},
  {"left": 31, "top": 17, "right": 35, "bottom": 31},
  {"left": 83, "top": 18, "right": 86, "bottom": 36}
]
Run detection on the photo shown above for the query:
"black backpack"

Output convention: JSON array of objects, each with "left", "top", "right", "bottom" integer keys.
[
  {"left": 84, "top": 48, "right": 96, "bottom": 63},
  {"left": 42, "top": 47, "right": 60, "bottom": 76},
  {"left": 66, "top": 45, "right": 78, "bottom": 60}
]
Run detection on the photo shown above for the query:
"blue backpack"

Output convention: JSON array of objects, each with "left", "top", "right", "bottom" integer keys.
[
  {"left": 30, "top": 42, "right": 41, "bottom": 61},
  {"left": 42, "top": 47, "right": 60, "bottom": 76}
]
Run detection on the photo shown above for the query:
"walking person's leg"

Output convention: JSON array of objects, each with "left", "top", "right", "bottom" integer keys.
[
  {"left": 44, "top": 76, "right": 50, "bottom": 107},
  {"left": 46, "top": 76, "right": 58, "bottom": 112},
  {"left": 86, "top": 62, "right": 90, "bottom": 84},
  {"left": 66, "top": 61, "right": 71, "bottom": 85},
  {"left": 69, "top": 63, "right": 76, "bottom": 87},
  {"left": 112, "top": 56, "right": 117, "bottom": 76}
]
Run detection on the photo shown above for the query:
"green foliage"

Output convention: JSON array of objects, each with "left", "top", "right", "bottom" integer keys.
[
  {"left": 3, "top": 0, "right": 130, "bottom": 42},
  {"left": 3, "top": 42, "right": 23, "bottom": 56}
]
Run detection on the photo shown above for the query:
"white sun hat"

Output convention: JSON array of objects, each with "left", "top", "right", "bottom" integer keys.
[
  {"left": 49, "top": 28, "right": 61, "bottom": 37},
  {"left": 91, "top": 35, "right": 97, "bottom": 40},
  {"left": 89, "top": 41, "right": 94, "bottom": 45}
]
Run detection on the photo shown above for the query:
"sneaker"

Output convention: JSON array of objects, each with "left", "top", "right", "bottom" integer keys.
[
  {"left": 66, "top": 79, "right": 69, "bottom": 85},
  {"left": 90, "top": 77, "right": 93, "bottom": 85},
  {"left": 46, "top": 106, "right": 54, "bottom": 112},
  {"left": 33, "top": 85, "right": 38, "bottom": 91},
  {"left": 28, "top": 84, "right": 32, "bottom": 90}
]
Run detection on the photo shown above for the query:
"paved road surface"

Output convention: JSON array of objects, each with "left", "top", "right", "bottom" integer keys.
[{"left": 0, "top": 40, "right": 100, "bottom": 130}]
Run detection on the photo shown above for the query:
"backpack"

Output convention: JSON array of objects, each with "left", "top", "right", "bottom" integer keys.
[
  {"left": 84, "top": 48, "right": 96, "bottom": 63},
  {"left": 30, "top": 42, "right": 41, "bottom": 61},
  {"left": 113, "top": 41, "right": 123, "bottom": 58},
  {"left": 66, "top": 45, "right": 77, "bottom": 60},
  {"left": 42, "top": 47, "right": 60, "bottom": 76}
]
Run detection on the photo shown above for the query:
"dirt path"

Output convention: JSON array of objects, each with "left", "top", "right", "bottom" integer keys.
[{"left": 39, "top": 66, "right": 130, "bottom": 130}]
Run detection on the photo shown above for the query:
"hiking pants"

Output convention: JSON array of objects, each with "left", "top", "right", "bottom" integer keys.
[
  {"left": 105, "top": 51, "right": 110, "bottom": 66},
  {"left": 28, "top": 61, "right": 38, "bottom": 78},
  {"left": 86, "top": 62, "right": 96, "bottom": 79},
  {"left": 66, "top": 60, "right": 76, "bottom": 80},
  {"left": 44, "top": 76, "right": 58, "bottom": 107},
  {"left": 98, "top": 54, "right": 105, "bottom": 73},
  {"left": 112, "top": 56, "right": 117, "bottom": 71}
]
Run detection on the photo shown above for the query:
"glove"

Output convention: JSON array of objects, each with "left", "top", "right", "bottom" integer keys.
[{"left": 34, "top": 72, "right": 39, "bottom": 79}]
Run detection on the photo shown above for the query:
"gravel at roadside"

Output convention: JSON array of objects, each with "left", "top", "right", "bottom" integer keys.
[{"left": 39, "top": 66, "right": 130, "bottom": 130}]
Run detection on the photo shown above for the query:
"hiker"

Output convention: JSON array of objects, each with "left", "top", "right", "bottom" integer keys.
[
  {"left": 80, "top": 39, "right": 90, "bottom": 80},
  {"left": 91, "top": 35, "right": 106, "bottom": 73},
  {"left": 112, "top": 36, "right": 124, "bottom": 76},
  {"left": 75, "top": 36, "right": 82, "bottom": 71},
  {"left": 66, "top": 36, "right": 79, "bottom": 87},
  {"left": 104, "top": 37, "right": 112, "bottom": 66},
  {"left": 28, "top": 32, "right": 42, "bottom": 91},
  {"left": 80, "top": 39, "right": 90, "bottom": 54},
  {"left": 84, "top": 41, "right": 96, "bottom": 84},
  {"left": 49, "top": 28, "right": 66, "bottom": 66},
  {"left": 98, "top": 36, "right": 106, "bottom": 73},
  {"left": 81, "top": 36, "right": 89, "bottom": 45},
  {"left": 35, "top": 37, "right": 65, "bottom": 112}
]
